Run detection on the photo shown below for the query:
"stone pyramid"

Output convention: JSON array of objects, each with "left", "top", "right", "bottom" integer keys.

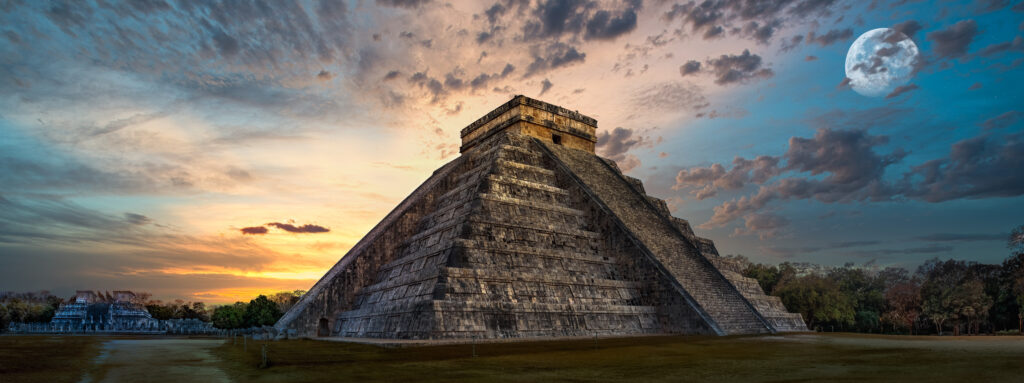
[{"left": 275, "top": 96, "right": 807, "bottom": 340}]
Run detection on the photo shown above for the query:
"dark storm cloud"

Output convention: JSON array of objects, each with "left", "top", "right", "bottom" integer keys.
[
  {"left": 524, "top": 42, "right": 586, "bottom": 77},
  {"left": 240, "top": 226, "right": 268, "bottom": 235},
  {"left": 885, "top": 84, "right": 919, "bottom": 99},
  {"left": 915, "top": 233, "right": 1007, "bottom": 242},
  {"left": 266, "top": 222, "right": 330, "bottom": 233},
  {"left": 927, "top": 19, "right": 978, "bottom": 59},
  {"left": 807, "top": 28, "right": 853, "bottom": 46},
  {"left": 596, "top": 127, "right": 649, "bottom": 162},
  {"left": 979, "top": 111, "right": 1022, "bottom": 130},
  {"left": 704, "top": 49, "right": 774, "bottom": 85},
  {"left": 679, "top": 60, "right": 701, "bottom": 76}
]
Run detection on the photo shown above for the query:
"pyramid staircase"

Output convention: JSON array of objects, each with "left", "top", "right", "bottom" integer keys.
[{"left": 275, "top": 96, "right": 807, "bottom": 339}]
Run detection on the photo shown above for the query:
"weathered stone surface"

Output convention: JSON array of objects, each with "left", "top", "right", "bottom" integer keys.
[{"left": 275, "top": 96, "right": 807, "bottom": 340}]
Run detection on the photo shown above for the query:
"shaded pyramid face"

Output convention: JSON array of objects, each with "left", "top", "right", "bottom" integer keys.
[{"left": 276, "top": 96, "right": 806, "bottom": 340}]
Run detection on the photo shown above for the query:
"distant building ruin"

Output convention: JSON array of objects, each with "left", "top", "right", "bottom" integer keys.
[
  {"left": 275, "top": 96, "right": 807, "bottom": 340},
  {"left": 9, "top": 290, "right": 216, "bottom": 335}
]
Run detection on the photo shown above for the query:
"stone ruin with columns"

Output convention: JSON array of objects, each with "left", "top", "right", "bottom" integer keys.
[
  {"left": 274, "top": 96, "right": 808, "bottom": 340},
  {"left": 8, "top": 290, "right": 218, "bottom": 335}
]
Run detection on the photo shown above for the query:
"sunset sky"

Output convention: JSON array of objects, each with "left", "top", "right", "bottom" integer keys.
[{"left": 1, "top": 0, "right": 1022, "bottom": 304}]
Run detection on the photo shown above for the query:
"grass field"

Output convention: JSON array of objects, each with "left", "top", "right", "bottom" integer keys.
[
  {"left": 214, "top": 333, "right": 1024, "bottom": 382},
  {"left": 0, "top": 335, "right": 102, "bottom": 383},
  {"left": 3, "top": 333, "right": 1023, "bottom": 382}
]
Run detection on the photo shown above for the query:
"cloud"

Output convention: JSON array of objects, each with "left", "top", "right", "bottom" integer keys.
[
  {"left": 630, "top": 81, "right": 709, "bottom": 113},
  {"left": 539, "top": 78, "right": 554, "bottom": 95},
  {"left": 240, "top": 226, "right": 269, "bottom": 235},
  {"left": 677, "top": 127, "right": 906, "bottom": 228},
  {"left": 585, "top": 8, "right": 639, "bottom": 40},
  {"left": 704, "top": 49, "right": 774, "bottom": 85},
  {"left": 663, "top": 0, "right": 838, "bottom": 44},
  {"left": 979, "top": 36, "right": 1024, "bottom": 56},
  {"left": 979, "top": 111, "right": 1021, "bottom": 130},
  {"left": 806, "top": 28, "right": 853, "bottom": 46},
  {"left": 889, "top": 20, "right": 923, "bottom": 42},
  {"left": 679, "top": 60, "right": 701, "bottom": 76},
  {"left": 780, "top": 35, "right": 804, "bottom": 52},
  {"left": 732, "top": 213, "right": 789, "bottom": 240},
  {"left": 524, "top": 42, "right": 587, "bottom": 77},
  {"left": 376, "top": 0, "right": 432, "bottom": 8},
  {"left": 682, "top": 122, "right": 1024, "bottom": 230},
  {"left": 915, "top": 233, "right": 1007, "bottom": 242},
  {"left": 469, "top": 64, "right": 516, "bottom": 90},
  {"left": 674, "top": 155, "right": 780, "bottom": 199},
  {"left": 885, "top": 84, "right": 919, "bottom": 99},
  {"left": 926, "top": 19, "right": 978, "bottom": 59},
  {"left": 266, "top": 222, "right": 330, "bottom": 233},
  {"left": 316, "top": 70, "right": 335, "bottom": 81},
  {"left": 124, "top": 213, "right": 152, "bottom": 225},
  {"left": 904, "top": 133, "right": 1024, "bottom": 202},
  {"left": 596, "top": 127, "right": 650, "bottom": 163},
  {"left": 805, "top": 55, "right": 818, "bottom": 61},
  {"left": 850, "top": 245, "right": 954, "bottom": 258}
]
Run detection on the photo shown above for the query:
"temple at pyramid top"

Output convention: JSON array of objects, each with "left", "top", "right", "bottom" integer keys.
[{"left": 460, "top": 95, "right": 598, "bottom": 153}]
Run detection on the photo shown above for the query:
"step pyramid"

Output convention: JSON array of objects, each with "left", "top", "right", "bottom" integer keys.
[{"left": 274, "top": 96, "right": 807, "bottom": 340}]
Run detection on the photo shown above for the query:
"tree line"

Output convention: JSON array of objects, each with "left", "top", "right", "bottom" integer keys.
[
  {"left": 0, "top": 290, "right": 305, "bottom": 331},
  {"left": 738, "top": 225, "right": 1024, "bottom": 335}
]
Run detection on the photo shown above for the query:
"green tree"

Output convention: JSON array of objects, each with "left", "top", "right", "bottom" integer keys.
[
  {"left": 146, "top": 303, "right": 176, "bottom": 320},
  {"left": 0, "top": 304, "right": 9, "bottom": 332},
  {"left": 881, "top": 280, "right": 922, "bottom": 334},
  {"left": 774, "top": 275, "right": 855, "bottom": 330},
  {"left": 244, "top": 295, "right": 283, "bottom": 327},
  {"left": 212, "top": 302, "right": 247, "bottom": 329},
  {"left": 268, "top": 290, "right": 305, "bottom": 313}
]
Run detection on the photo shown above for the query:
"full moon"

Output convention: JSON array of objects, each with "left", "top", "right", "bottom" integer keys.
[{"left": 845, "top": 28, "right": 920, "bottom": 97}]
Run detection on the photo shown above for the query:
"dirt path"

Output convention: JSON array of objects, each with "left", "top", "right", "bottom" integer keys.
[{"left": 81, "top": 339, "right": 231, "bottom": 383}]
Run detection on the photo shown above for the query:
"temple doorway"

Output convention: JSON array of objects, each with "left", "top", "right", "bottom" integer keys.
[{"left": 317, "top": 318, "right": 330, "bottom": 337}]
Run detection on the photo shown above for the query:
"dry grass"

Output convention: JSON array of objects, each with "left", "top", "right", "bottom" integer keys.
[
  {"left": 0, "top": 335, "right": 102, "bottom": 383},
  {"left": 214, "top": 333, "right": 1024, "bottom": 382}
]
